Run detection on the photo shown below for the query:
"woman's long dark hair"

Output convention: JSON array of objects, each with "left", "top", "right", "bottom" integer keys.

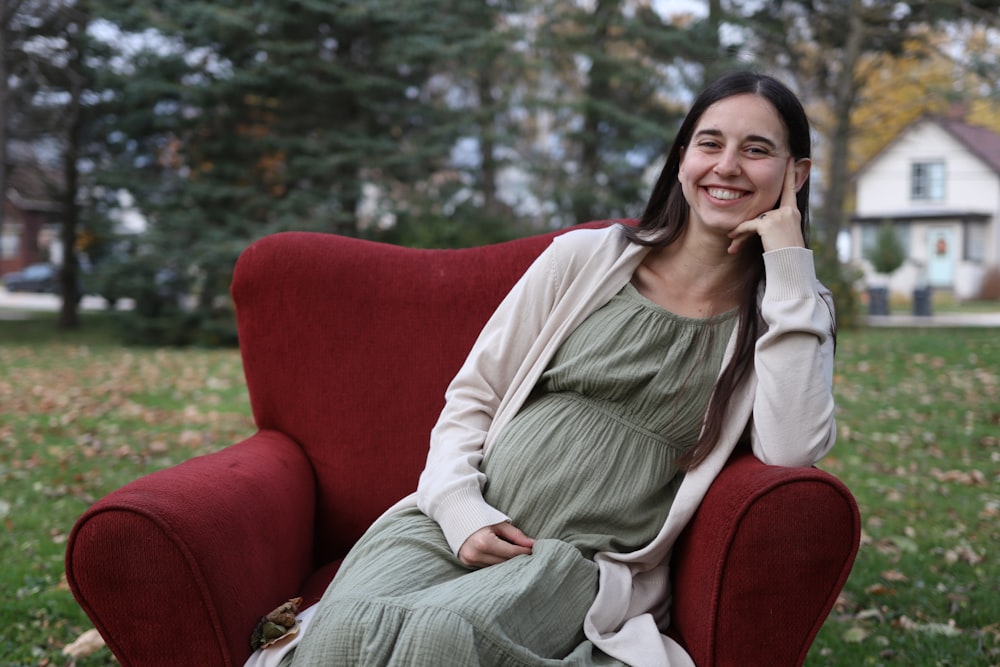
[{"left": 624, "top": 70, "right": 814, "bottom": 470}]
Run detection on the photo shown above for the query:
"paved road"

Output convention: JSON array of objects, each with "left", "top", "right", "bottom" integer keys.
[
  {"left": 866, "top": 312, "right": 1000, "bottom": 328},
  {"left": 1, "top": 286, "right": 997, "bottom": 327},
  {"left": 0, "top": 287, "right": 128, "bottom": 320}
]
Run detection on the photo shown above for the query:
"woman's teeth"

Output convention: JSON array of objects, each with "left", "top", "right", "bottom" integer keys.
[{"left": 707, "top": 188, "right": 743, "bottom": 200}]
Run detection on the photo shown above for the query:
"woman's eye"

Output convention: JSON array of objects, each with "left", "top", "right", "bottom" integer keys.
[{"left": 745, "top": 146, "right": 769, "bottom": 156}]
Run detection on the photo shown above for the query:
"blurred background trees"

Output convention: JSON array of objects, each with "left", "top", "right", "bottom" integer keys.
[{"left": 3, "top": 0, "right": 999, "bottom": 344}]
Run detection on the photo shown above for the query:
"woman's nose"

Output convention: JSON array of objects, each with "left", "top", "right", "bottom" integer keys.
[{"left": 713, "top": 149, "right": 741, "bottom": 176}]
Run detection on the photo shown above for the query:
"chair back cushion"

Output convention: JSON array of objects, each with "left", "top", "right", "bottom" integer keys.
[{"left": 231, "top": 226, "right": 606, "bottom": 561}]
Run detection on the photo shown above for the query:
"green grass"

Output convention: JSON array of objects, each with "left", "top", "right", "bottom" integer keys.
[
  {"left": 884, "top": 290, "right": 1000, "bottom": 315},
  {"left": 0, "top": 313, "right": 253, "bottom": 666},
  {"left": 1, "top": 313, "right": 998, "bottom": 665},
  {"left": 807, "top": 327, "right": 1000, "bottom": 666}
]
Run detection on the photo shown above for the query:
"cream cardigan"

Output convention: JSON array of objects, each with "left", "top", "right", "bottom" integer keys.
[
  {"left": 249, "top": 225, "right": 836, "bottom": 667},
  {"left": 410, "top": 224, "right": 836, "bottom": 666}
]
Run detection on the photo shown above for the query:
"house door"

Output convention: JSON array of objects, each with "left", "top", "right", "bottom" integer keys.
[{"left": 927, "top": 228, "right": 955, "bottom": 288}]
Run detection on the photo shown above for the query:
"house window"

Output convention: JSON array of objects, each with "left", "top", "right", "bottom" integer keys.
[
  {"left": 0, "top": 233, "right": 19, "bottom": 260},
  {"left": 910, "top": 161, "right": 945, "bottom": 201},
  {"left": 963, "top": 220, "right": 986, "bottom": 263}
]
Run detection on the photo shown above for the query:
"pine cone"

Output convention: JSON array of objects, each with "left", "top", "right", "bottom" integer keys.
[
  {"left": 250, "top": 597, "right": 303, "bottom": 651},
  {"left": 265, "top": 597, "right": 302, "bottom": 627}
]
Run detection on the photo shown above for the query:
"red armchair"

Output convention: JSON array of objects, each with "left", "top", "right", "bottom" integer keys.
[{"left": 66, "top": 225, "right": 860, "bottom": 667}]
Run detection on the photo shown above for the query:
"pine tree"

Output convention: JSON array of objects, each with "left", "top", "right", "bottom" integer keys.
[
  {"left": 527, "top": 0, "right": 726, "bottom": 226},
  {"left": 88, "top": 0, "right": 496, "bottom": 343},
  {"left": 4, "top": 0, "right": 99, "bottom": 329}
]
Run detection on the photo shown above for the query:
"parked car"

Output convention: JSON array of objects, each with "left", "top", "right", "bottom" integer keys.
[
  {"left": 2, "top": 263, "right": 59, "bottom": 292},
  {"left": 1, "top": 262, "right": 93, "bottom": 295}
]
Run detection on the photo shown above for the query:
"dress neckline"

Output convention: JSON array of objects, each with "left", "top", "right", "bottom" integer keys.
[{"left": 620, "top": 282, "right": 740, "bottom": 324}]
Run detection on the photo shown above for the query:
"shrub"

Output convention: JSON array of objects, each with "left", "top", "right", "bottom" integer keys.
[
  {"left": 866, "top": 221, "right": 906, "bottom": 275},
  {"left": 818, "top": 261, "right": 864, "bottom": 330},
  {"left": 813, "top": 236, "right": 864, "bottom": 331},
  {"left": 977, "top": 266, "right": 1000, "bottom": 300}
]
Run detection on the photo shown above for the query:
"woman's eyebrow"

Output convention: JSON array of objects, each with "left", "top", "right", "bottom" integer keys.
[
  {"left": 693, "top": 128, "right": 779, "bottom": 149},
  {"left": 745, "top": 134, "right": 779, "bottom": 149}
]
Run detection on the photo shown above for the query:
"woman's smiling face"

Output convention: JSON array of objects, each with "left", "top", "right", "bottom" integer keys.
[{"left": 678, "top": 93, "right": 792, "bottom": 238}]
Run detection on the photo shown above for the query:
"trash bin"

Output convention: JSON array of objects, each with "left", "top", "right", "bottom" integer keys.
[
  {"left": 913, "top": 286, "right": 933, "bottom": 317},
  {"left": 868, "top": 286, "right": 889, "bottom": 316}
]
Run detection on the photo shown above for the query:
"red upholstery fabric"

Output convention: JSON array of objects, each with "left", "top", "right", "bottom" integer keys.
[
  {"left": 232, "top": 229, "right": 566, "bottom": 564},
  {"left": 66, "top": 226, "right": 860, "bottom": 667},
  {"left": 669, "top": 451, "right": 860, "bottom": 666},
  {"left": 66, "top": 431, "right": 315, "bottom": 666}
]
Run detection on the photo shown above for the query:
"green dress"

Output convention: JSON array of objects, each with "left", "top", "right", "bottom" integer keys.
[{"left": 281, "top": 283, "right": 736, "bottom": 667}]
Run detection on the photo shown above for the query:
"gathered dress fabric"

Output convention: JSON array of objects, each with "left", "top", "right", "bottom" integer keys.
[
  {"left": 248, "top": 224, "right": 837, "bottom": 667},
  {"left": 280, "top": 283, "right": 737, "bottom": 666}
]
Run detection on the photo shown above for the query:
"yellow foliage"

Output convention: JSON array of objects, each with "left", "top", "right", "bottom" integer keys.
[
  {"left": 850, "top": 28, "right": 1000, "bottom": 172},
  {"left": 851, "top": 37, "right": 952, "bottom": 172},
  {"left": 968, "top": 99, "right": 1000, "bottom": 136}
]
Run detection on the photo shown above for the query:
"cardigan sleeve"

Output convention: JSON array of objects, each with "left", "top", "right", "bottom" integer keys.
[
  {"left": 416, "top": 238, "right": 567, "bottom": 555},
  {"left": 750, "top": 246, "right": 837, "bottom": 467}
]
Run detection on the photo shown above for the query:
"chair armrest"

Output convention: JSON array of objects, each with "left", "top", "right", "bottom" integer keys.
[
  {"left": 66, "top": 430, "right": 316, "bottom": 667},
  {"left": 669, "top": 451, "right": 860, "bottom": 667}
]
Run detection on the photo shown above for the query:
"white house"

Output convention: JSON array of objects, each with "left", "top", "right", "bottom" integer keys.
[{"left": 850, "top": 115, "right": 1000, "bottom": 300}]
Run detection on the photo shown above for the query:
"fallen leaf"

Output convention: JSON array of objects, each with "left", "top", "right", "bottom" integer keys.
[
  {"left": 895, "top": 615, "right": 962, "bottom": 637},
  {"left": 944, "top": 545, "right": 984, "bottom": 566},
  {"left": 833, "top": 592, "right": 854, "bottom": 613},
  {"left": 63, "top": 628, "right": 106, "bottom": 658},
  {"left": 843, "top": 626, "right": 869, "bottom": 643},
  {"left": 179, "top": 430, "right": 202, "bottom": 447},
  {"left": 979, "top": 501, "right": 1000, "bottom": 520},
  {"left": 865, "top": 583, "right": 896, "bottom": 596},
  {"left": 889, "top": 535, "right": 919, "bottom": 553},
  {"left": 856, "top": 608, "right": 886, "bottom": 622},
  {"left": 930, "top": 468, "right": 987, "bottom": 486}
]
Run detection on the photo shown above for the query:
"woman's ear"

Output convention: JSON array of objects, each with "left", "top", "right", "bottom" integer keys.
[{"left": 794, "top": 158, "right": 812, "bottom": 191}]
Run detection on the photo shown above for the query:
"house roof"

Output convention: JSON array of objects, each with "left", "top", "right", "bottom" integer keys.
[
  {"left": 4, "top": 164, "right": 62, "bottom": 213},
  {"left": 932, "top": 116, "right": 1000, "bottom": 175},
  {"left": 854, "top": 114, "right": 1000, "bottom": 179}
]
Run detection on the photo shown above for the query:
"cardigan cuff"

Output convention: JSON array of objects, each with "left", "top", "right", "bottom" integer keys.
[
  {"left": 762, "top": 247, "right": 818, "bottom": 301},
  {"left": 433, "top": 485, "right": 511, "bottom": 555}
]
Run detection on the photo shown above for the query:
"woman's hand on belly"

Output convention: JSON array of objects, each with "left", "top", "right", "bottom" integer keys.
[{"left": 459, "top": 522, "right": 535, "bottom": 568}]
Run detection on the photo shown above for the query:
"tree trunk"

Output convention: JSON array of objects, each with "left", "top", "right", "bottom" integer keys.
[
  {"left": 573, "top": 0, "right": 618, "bottom": 225},
  {"left": 58, "top": 106, "right": 82, "bottom": 329},
  {"left": 477, "top": 68, "right": 500, "bottom": 216},
  {"left": 816, "top": 0, "right": 864, "bottom": 265},
  {"left": 701, "top": 0, "right": 725, "bottom": 85},
  {"left": 0, "top": 1, "right": 10, "bottom": 263},
  {"left": 58, "top": 5, "right": 89, "bottom": 330}
]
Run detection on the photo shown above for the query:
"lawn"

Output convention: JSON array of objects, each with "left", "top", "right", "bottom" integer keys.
[
  {"left": 1, "top": 314, "right": 998, "bottom": 666},
  {"left": 807, "top": 327, "right": 1000, "bottom": 666},
  {"left": 0, "top": 314, "right": 254, "bottom": 666}
]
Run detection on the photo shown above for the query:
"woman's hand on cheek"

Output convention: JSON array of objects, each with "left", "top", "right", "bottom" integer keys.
[
  {"left": 728, "top": 157, "right": 806, "bottom": 255},
  {"left": 458, "top": 521, "right": 535, "bottom": 568}
]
